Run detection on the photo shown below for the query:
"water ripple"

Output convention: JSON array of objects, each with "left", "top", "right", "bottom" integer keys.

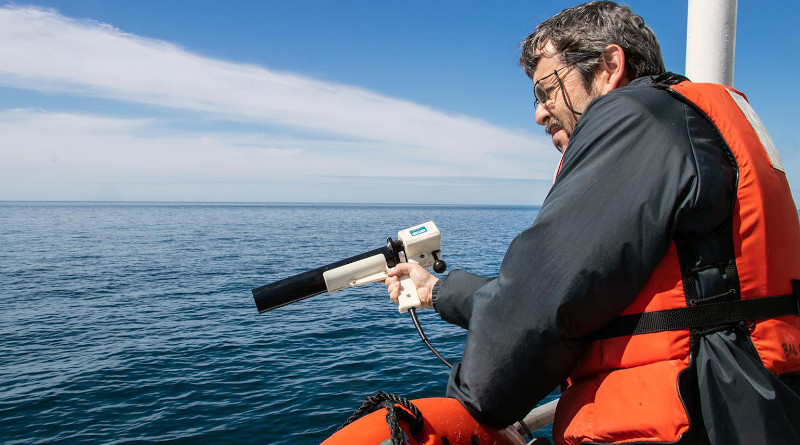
[{"left": 0, "top": 202, "right": 545, "bottom": 444}]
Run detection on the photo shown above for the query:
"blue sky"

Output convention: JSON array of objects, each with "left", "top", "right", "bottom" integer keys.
[{"left": 0, "top": 1, "right": 797, "bottom": 205}]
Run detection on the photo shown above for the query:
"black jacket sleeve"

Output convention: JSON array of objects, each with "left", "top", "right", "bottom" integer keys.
[
  {"left": 436, "top": 79, "right": 726, "bottom": 425},
  {"left": 433, "top": 270, "right": 494, "bottom": 329}
]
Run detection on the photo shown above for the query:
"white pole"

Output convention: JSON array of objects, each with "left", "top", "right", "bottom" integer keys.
[{"left": 685, "top": 0, "right": 738, "bottom": 86}]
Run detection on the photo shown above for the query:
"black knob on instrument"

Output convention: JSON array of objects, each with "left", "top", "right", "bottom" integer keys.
[{"left": 432, "top": 251, "right": 447, "bottom": 274}]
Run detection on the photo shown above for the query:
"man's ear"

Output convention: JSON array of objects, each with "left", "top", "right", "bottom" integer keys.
[{"left": 597, "top": 44, "right": 629, "bottom": 93}]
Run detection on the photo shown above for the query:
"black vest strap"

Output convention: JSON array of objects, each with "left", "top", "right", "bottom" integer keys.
[{"left": 582, "top": 280, "right": 800, "bottom": 343}]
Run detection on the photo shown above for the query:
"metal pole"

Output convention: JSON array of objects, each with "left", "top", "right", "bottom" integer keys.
[
  {"left": 515, "top": 398, "right": 559, "bottom": 436},
  {"left": 685, "top": 0, "right": 738, "bottom": 86}
]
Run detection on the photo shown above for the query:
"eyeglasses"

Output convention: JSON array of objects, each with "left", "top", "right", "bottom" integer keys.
[{"left": 533, "top": 56, "right": 596, "bottom": 114}]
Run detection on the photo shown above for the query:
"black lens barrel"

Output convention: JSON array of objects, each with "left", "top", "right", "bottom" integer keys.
[{"left": 252, "top": 245, "right": 397, "bottom": 313}]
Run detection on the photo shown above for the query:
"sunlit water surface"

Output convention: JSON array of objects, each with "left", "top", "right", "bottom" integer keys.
[{"left": 0, "top": 202, "right": 559, "bottom": 444}]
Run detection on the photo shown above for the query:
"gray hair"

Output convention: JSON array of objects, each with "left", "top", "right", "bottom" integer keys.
[{"left": 520, "top": 1, "right": 665, "bottom": 88}]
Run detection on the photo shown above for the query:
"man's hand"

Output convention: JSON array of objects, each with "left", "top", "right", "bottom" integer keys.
[{"left": 385, "top": 262, "right": 439, "bottom": 309}]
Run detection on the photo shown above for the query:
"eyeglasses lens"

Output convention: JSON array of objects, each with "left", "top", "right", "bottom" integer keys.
[{"left": 534, "top": 83, "right": 548, "bottom": 107}]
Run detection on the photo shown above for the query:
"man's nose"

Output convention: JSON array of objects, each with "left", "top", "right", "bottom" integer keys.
[{"left": 534, "top": 102, "right": 550, "bottom": 126}]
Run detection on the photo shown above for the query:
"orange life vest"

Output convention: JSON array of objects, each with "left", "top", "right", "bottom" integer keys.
[{"left": 553, "top": 81, "right": 800, "bottom": 444}]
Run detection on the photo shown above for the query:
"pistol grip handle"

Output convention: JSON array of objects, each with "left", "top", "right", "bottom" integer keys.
[{"left": 397, "top": 274, "right": 422, "bottom": 313}]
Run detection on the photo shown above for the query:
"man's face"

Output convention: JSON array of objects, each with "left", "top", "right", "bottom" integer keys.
[{"left": 531, "top": 49, "right": 599, "bottom": 152}]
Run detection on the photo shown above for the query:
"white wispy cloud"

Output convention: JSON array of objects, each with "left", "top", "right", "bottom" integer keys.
[
  {"left": 0, "top": 5, "right": 558, "bottom": 203},
  {"left": 0, "top": 109, "right": 424, "bottom": 182},
  {"left": 0, "top": 109, "right": 556, "bottom": 203}
]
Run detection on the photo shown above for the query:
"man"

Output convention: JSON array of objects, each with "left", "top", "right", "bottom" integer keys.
[{"left": 386, "top": 2, "right": 800, "bottom": 444}]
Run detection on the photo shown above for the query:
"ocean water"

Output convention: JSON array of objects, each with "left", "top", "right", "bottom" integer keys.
[{"left": 0, "top": 202, "right": 554, "bottom": 444}]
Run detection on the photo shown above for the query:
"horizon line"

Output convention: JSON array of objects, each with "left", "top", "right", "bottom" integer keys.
[{"left": 0, "top": 199, "right": 544, "bottom": 208}]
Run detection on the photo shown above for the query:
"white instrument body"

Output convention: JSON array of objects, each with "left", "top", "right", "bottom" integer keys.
[{"left": 321, "top": 221, "right": 442, "bottom": 312}]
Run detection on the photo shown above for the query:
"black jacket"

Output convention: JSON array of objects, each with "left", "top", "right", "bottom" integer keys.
[{"left": 433, "top": 75, "right": 800, "bottom": 444}]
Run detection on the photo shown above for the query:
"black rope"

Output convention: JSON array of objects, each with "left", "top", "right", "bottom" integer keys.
[{"left": 338, "top": 391, "right": 424, "bottom": 445}]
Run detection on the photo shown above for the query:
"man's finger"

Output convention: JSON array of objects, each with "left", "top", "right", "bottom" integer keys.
[{"left": 387, "top": 262, "right": 413, "bottom": 277}]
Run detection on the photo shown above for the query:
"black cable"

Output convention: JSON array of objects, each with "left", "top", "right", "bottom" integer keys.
[
  {"left": 408, "top": 308, "right": 452, "bottom": 369},
  {"left": 409, "top": 309, "right": 544, "bottom": 442}
]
